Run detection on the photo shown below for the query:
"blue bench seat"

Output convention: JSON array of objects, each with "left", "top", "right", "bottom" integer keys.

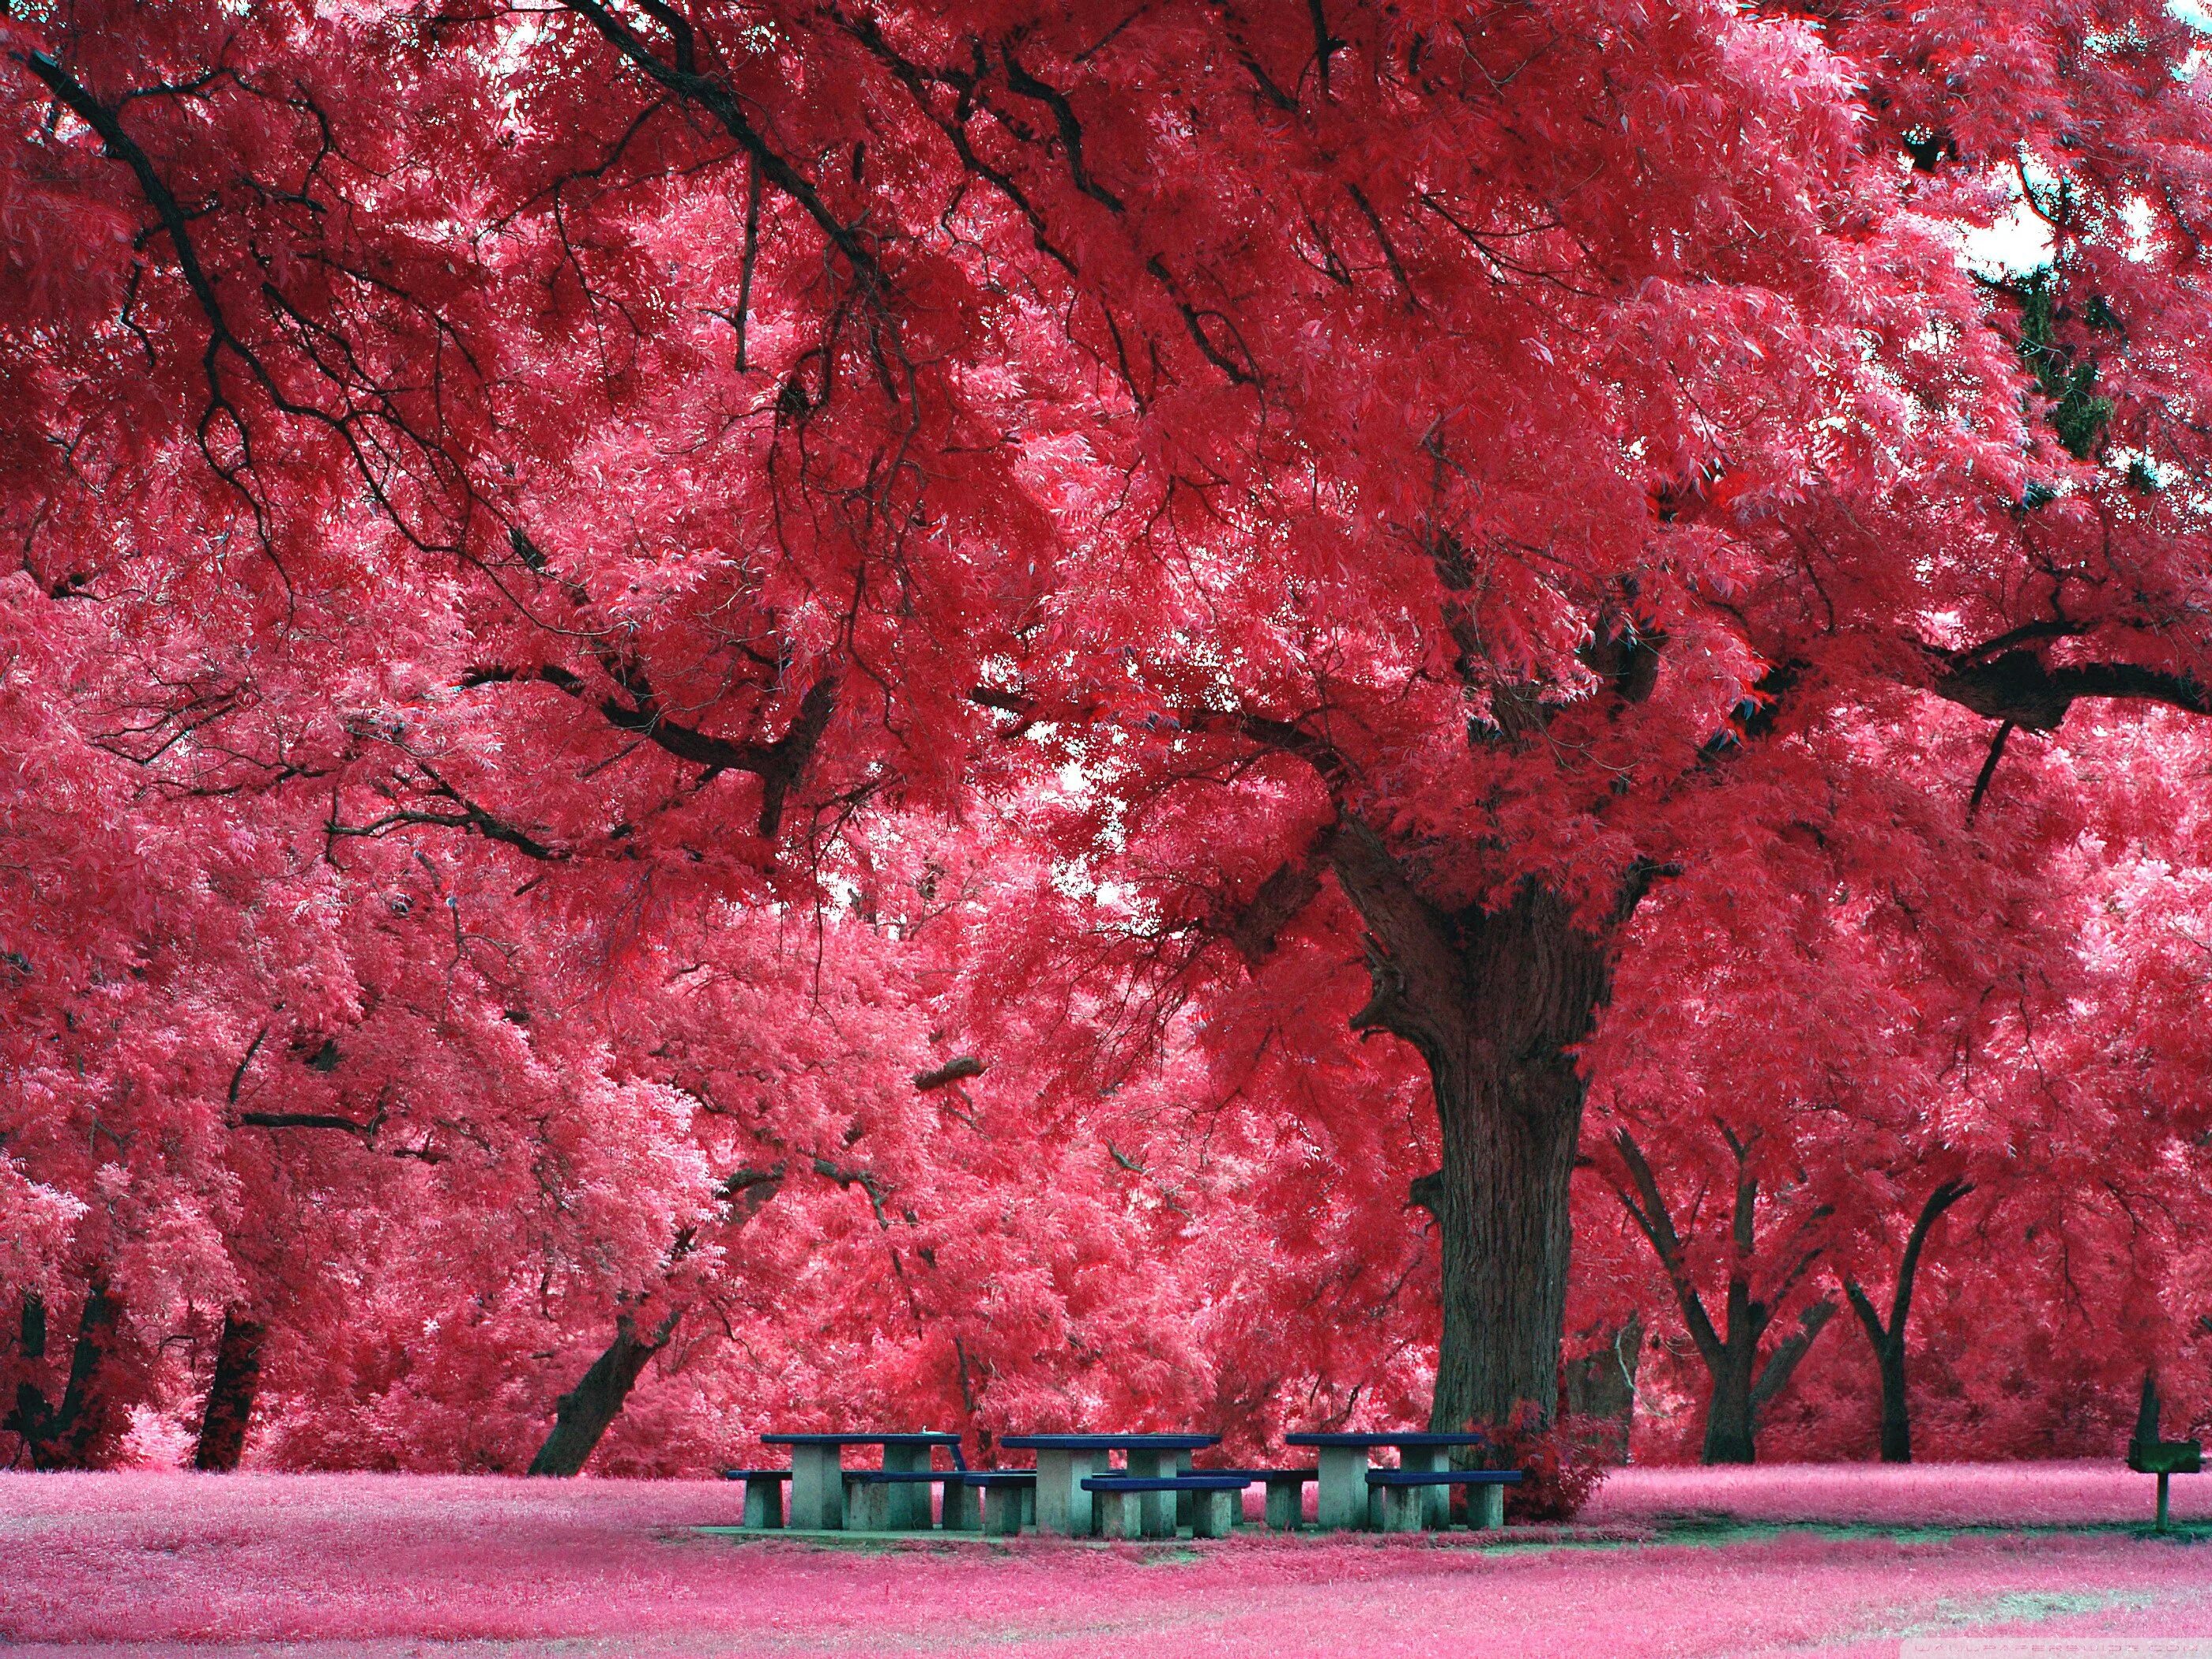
[
  {"left": 1195, "top": 1467, "right": 1318, "bottom": 1530},
  {"left": 1082, "top": 1473, "right": 1251, "bottom": 1539},
  {"left": 839, "top": 1467, "right": 1040, "bottom": 1534},
  {"left": 720, "top": 1468, "right": 792, "bottom": 1529}
]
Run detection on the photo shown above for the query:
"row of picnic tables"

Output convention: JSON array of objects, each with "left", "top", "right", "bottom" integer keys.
[{"left": 726, "top": 1429, "right": 1522, "bottom": 1537}]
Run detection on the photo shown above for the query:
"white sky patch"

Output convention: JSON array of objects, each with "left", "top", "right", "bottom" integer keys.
[{"left": 1961, "top": 176, "right": 2055, "bottom": 280}]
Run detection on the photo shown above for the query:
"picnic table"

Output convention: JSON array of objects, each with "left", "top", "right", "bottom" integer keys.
[
  {"left": 1001, "top": 1433, "right": 1221, "bottom": 1537},
  {"left": 761, "top": 1431, "right": 963, "bottom": 1530},
  {"left": 1284, "top": 1431, "right": 1510, "bottom": 1530}
]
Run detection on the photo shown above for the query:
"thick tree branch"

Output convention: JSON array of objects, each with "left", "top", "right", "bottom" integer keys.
[
  {"left": 1612, "top": 1128, "right": 1725, "bottom": 1367},
  {"left": 1932, "top": 649, "right": 2212, "bottom": 731},
  {"left": 913, "top": 1055, "right": 985, "bottom": 1091},
  {"left": 1747, "top": 1297, "right": 1835, "bottom": 1414}
]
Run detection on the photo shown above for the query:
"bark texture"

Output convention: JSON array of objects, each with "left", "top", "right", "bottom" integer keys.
[
  {"left": 1843, "top": 1178, "right": 1973, "bottom": 1464},
  {"left": 526, "top": 1307, "right": 680, "bottom": 1477},
  {"left": 193, "top": 1311, "right": 267, "bottom": 1472},
  {"left": 1325, "top": 821, "right": 1618, "bottom": 1431}
]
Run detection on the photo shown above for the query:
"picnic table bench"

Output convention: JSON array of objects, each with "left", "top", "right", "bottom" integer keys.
[
  {"left": 1002, "top": 1433, "right": 1222, "bottom": 1537},
  {"left": 1083, "top": 1473, "right": 1251, "bottom": 1538},
  {"left": 1285, "top": 1431, "right": 1513, "bottom": 1531},
  {"left": 761, "top": 1432, "right": 963, "bottom": 1530},
  {"left": 1194, "top": 1467, "right": 1320, "bottom": 1530},
  {"left": 719, "top": 1467, "right": 792, "bottom": 1529}
]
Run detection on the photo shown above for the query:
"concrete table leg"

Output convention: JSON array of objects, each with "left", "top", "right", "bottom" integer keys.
[
  {"left": 984, "top": 1484, "right": 1025, "bottom": 1536},
  {"left": 1033, "top": 1450, "right": 1094, "bottom": 1537},
  {"left": 743, "top": 1477, "right": 784, "bottom": 1529},
  {"left": 1097, "top": 1487, "right": 1143, "bottom": 1540},
  {"left": 1471, "top": 1480, "right": 1507, "bottom": 1530},
  {"left": 1315, "top": 1446, "right": 1371, "bottom": 1531},
  {"left": 1402, "top": 1446, "right": 1450, "bottom": 1529},
  {"left": 1124, "top": 1450, "right": 1176, "bottom": 1537},
  {"left": 1175, "top": 1450, "right": 1195, "bottom": 1530},
  {"left": 1021, "top": 1483, "right": 1037, "bottom": 1529},
  {"left": 943, "top": 1479, "right": 980, "bottom": 1532},
  {"left": 1263, "top": 1477, "right": 1303, "bottom": 1531},
  {"left": 880, "top": 1444, "right": 929, "bottom": 1529},
  {"left": 845, "top": 1479, "right": 893, "bottom": 1532},
  {"left": 1191, "top": 1488, "right": 1236, "bottom": 1539},
  {"left": 788, "top": 1444, "right": 845, "bottom": 1530},
  {"left": 1380, "top": 1485, "right": 1425, "bottom": 1533}
]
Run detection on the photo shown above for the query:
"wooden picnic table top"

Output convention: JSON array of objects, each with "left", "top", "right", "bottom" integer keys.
[
  {"left": 761, "top": 1431, "right": 963, "bottom": 1446},
  {"left": 1285, "top": 1431, "right": 1492, "bottom": 1448},
  {"left": 1000, "top": 1433, "right": 1221, "bottom": 1451}
]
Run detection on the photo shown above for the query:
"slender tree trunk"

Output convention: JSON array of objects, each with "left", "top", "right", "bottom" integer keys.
[
  {"left": 193, "top": 1311, "right": 265, "bottom": 1472},
  {"left": 4, "top": 1281, "right": 121, "bottom": 1470},
  {"left": 1874, "top": 1337, "right": 1910, "bottom": 1463},
  {"left": 1843, "top": 1179, "right": 1972, "bottom": 1465},
  {"left": 1612, "top": 1129, "right": 1838, "bottom": 1466},
  {"left": 1326, "top": 823, "right": 1616, "bottom": 1431},
  {"left": 526, "top": 1308, "right": 679, "bottom": 1477},
  {"left": 1564, "top": 1314, "right": 1643, "bottom": 1462}
]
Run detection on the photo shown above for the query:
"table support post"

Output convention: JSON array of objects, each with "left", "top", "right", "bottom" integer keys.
[
  {"left": 788, "top": 1444, "right": 845, "bottom": 1530},
  {"left": 1124, "top": 1448, "right": 1176, "bottom": 1537},
  {"left": 2157, "top": 1471, "right": 2172, "bottom": 1533},
  {"left": 1401, "top": 1446, "right": 1450, "bottom": 1529},
  {"left": 1033, "top": 1449, "right": 1094, "bottom": 1537},
  {"left": 743, "top": 1477, "right": 784, "bottom": 1529},
  {"left": 1315, "top": 1445, "right": 1370, "bottom": 1531},
  {"left": 984, "top": 1484, "right": 1025, "bottom": 1536},
  {"left": 1472, "top": 1480, "right": 1507, "bottom": 1530},
  {"left": 1097, "top": 1486, "right": 1142, "bottom": 1540},
  {"left": 944, "top": 1478, "right": 980, "bottom": 1531},
  {"left": 879, "top": 1443, "right": 929, "bottom": 1529}
]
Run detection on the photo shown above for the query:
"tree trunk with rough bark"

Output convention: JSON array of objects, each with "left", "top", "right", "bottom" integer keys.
[
  {"left": 194, "top": 1311, "right": 266, "bottom": 1472},
  {"left": 526, "top": 1308, "right": 680, "bottom": 1477},
  {"left": 1325, "top": 822, "right": 1618, "bottom": 1431}
]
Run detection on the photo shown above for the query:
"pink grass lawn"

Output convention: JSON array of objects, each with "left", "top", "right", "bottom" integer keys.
[{"left": 3, "top": 1464, "right": 2208, "bottom": 1657}]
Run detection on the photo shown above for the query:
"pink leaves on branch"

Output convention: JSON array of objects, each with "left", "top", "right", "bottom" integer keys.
[{"left": 2, "top": 0, "right": 2210, "bottom": 1470}]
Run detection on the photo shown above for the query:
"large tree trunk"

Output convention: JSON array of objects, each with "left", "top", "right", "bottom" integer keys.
[
  {"left": 194, "top": 1311, "right": 265, "bottom": 1473},
  {"left": 1326, "top": 823, "right": 1616, "bottom": 1431},
  {"left": 4, "top": 1281, "right": 122, "bottom": 1470},
  {"left": 1428, "top": 1027, "right": 1590, "bottom": 1433},
  {"left": 526, "top": 1308, "right": 679, "bottom": 1477}
]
